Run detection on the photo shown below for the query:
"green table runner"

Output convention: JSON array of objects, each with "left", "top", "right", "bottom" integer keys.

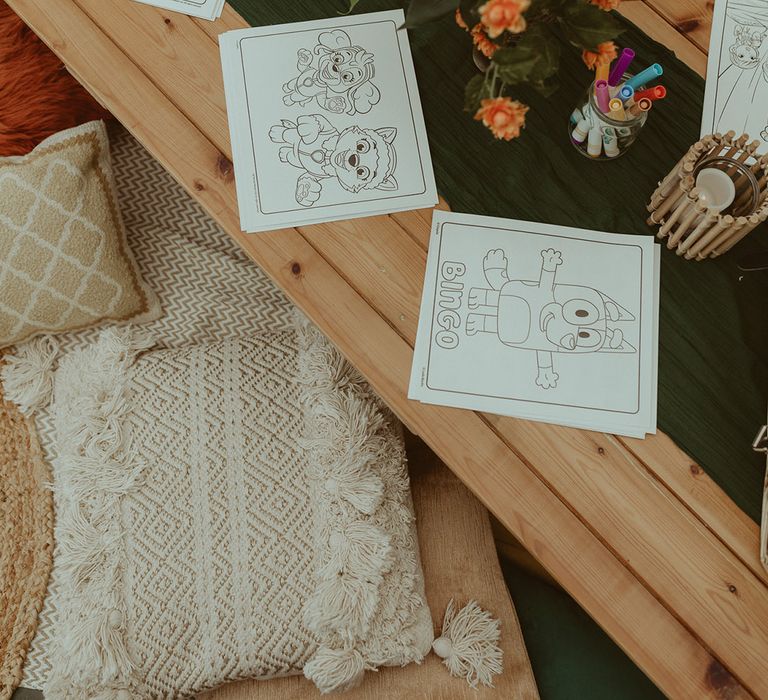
[{"left": 229, "top": 2, "right": 767, "bottom": 696}]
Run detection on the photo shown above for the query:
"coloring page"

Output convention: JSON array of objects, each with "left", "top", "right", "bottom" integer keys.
[
  {"left": 220, "top": 10, "right": 437, "bottom": 233},
  {"left": 133, "top": 0, "right": 225, "bottom": 21},
  {"left": 409, "top": 212, "right": 659, "bottom": 438},
  {"left": 702, "top": 0, "right": 768, "bottom": 140}
]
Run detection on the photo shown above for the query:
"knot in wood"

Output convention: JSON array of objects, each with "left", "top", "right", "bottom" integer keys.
[{"left": 216, "top": 153, "right": 234, "bottom": 182}]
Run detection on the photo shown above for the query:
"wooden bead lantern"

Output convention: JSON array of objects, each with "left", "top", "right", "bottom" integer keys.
[{"left": 647, "top": 131, "right": 767, "bottom": 259}]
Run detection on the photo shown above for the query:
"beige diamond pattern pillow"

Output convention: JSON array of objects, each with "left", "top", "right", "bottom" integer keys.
[
  {"left": 43, "top": 321, "right": 432, "bottom": 699},
  {"left": 0, "top": 121, "right": 160, "bottom": 348}
]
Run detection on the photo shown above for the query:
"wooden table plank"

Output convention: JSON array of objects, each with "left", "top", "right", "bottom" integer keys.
[
  {"left": 621, "top": 431, "right": 767, "bottom": 583},
  {"left": 621, "top": 0, "right": 708, "bottom": 77},
  {"left": 8, "top": 0, "right": 765, "bottom": 697},
  {"left": 73, "top": 0, "right": 231, "bottom": 156},
  {"left": 642, "top": 0, "right": 713, "bottom": 56}
]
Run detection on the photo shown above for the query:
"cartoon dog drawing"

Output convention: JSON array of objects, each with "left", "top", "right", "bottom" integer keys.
[
  {"left": 715, "top": 11, "right": 768, "bottom": 138},
  {"left": 730, "top": 24, "right": 766, "bottom": 68},
  {"left": 282, "top": 30, "right": 380, "bottom": 115},
  {"left": 268, "top": 114, "right": 398, "bottom": 207},
  {"left": 466, "top": 248, "right": 636, "bottom": 389}
]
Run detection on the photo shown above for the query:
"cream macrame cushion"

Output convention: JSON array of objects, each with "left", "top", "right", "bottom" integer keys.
[{"left": 42, "top": 318, "right": 432, "bottom": 699}]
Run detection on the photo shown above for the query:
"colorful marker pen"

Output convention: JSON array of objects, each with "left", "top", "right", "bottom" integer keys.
[
  {"left": 608, "top": 48, "right": 635, "bottom": 87},
  {"left": 624, "top": 64, "right": 663, "bottom": 92}
]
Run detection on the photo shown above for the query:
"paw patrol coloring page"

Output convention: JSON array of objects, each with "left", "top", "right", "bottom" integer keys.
[
  {"left": 133, "top": 0, "right": 225, "bottom": 21},
  {"left": 220, "top": 10, "right": 437, "bottom": 233},
  {"left": 702, "top": 0, "right": 768, "bottom": 139},
  {"left": 409, "top": 212, "right": 660, "bottom": 438}
]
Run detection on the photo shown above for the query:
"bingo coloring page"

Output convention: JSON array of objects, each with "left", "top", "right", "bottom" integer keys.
[
  {"left": 703, "top": 0, "right": 768, "bottom": 139},
  {"left": 220, "top": 10, "right": 437, "bottom": 232},
  {"left": 409, "top": 212, "right": 659, "bottom": 437}
]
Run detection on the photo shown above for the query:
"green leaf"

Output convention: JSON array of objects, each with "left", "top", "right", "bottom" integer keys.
[
  {"left": 559, "top": 3, "right": 624, "bottom": 50},
  {"left": 528, "top": 0, "right": 567, "bottom": 13},
  {"left": 341, "top": 0, "right": 363, "bottom": 14},
  {"left": 522, "top": 25, "right": 561, "bottom": 82},
  {"left": 494, "top": 52, "right": 539, "bottom": 83},
  {"left": 464, "top": 73, "right": 491, "bottom": 112},
  {"left": 405, "top": 0, "right": 460, "bottom": 27},
  {"left": 531, "top": 74, "right": 561, "bottom": 97},
  {"left": 491, "top": 25, "right": 560, "bottom": 85}
]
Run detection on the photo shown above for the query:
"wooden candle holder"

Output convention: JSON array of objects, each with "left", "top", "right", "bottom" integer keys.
[{"left": 647, "top": 131, "right": 768, "bottom": 259}]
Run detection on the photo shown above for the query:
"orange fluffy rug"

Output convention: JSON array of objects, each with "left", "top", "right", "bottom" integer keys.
[{"left": 0, "top": 1, "right": 111, "bottom": 156}]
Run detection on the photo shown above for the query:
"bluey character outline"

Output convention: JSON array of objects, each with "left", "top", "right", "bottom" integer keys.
[{"left": 466, "top": 248, "right": 636, "bottom": 389}]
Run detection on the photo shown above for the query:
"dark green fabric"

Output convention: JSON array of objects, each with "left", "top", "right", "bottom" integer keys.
[
  {"left": 502, "top": 561, "right": 664, "bottom": 700},
  {"left": 229, "top": 1, "right": 767, "bottom": 697}
]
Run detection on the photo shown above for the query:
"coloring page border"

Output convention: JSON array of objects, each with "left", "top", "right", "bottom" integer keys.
[
  {"left": 423, "top": 221, "right": 645, "bottom": 415},
  {"left": 238, "top": 19, "right": 428, "bottom": 216}
]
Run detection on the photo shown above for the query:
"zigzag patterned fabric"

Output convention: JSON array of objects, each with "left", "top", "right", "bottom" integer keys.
[{"left": 21, "top": 124, "right": 296, "bottom": 690}]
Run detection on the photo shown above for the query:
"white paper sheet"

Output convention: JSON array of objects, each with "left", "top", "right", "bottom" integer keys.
[
  {"left": 409, "top": 212, "right": 660, "bottom": 438},
  {"left": 702, "top": 0, "right": 768, "bottom": 140},
  {"left": 219, "top": 10, "right": 438, "bottom": 233},
  {"left": 133, "top": 0, "right": 225, "bottom": 21}
]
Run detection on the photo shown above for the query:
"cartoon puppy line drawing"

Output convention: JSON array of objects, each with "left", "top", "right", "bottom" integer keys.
[
  {"left": 282, "top": 30, "right": 381, "bottom": 115},
  {"left": 730, "top": 23, "right": 766, "bottom": 69},
  {"left": 269, "top": 114, "right": 398, "bottom": 207},
  {"left": 466, "top": 248, "right": 636, "bottom": 389}
]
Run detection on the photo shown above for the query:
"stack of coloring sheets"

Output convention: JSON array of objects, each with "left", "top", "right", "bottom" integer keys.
[
  {"left": 409, "top": 212, "right": 660, "bottom": 438},
  {"left": 134, "top": 0, "right": 225, "bottom": 21},
  {"left": 220, "top": 10, "right": 438, "bottom": 233}
]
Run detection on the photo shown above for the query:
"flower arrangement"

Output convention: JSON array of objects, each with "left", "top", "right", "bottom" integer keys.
[
  {"left": 461, "top": 0, "right": 625, "bottom": 139},
  {"left": 402, "top": 0, "right": 625, "bottom": 141}
]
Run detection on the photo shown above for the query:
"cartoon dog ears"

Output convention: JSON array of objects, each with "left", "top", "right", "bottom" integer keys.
[
  {"left": 599, "top": 293, "right": 635, "bottom": 323},
  {"left": 314, "top": 30, "right": 376, "bottom": 72},
  {"left": 733, "top": 24, "right": 767, "bottom": 47},
  {"left": 315, "top": 30, "right": 376, "bottom": 63},
  {"left": 597, "top": 328, "right": 636, "bottom": 353},
  {"left": 317, "top": 29, "right": 355, "bottom": 51}
]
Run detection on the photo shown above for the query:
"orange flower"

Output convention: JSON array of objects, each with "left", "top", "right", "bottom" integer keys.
[
  {"left": 590, "top": 0, "right": 621, "bottom": 9},
  {"left": 474, "top": 96, "right": 529, "bottom": 140},
  {"left": 455, "top": 8, "right": 468, "bottom": 30},
  {"left": 478, "top": 0, "right": 530, "bottom": 39},
  {"left": 582, "top": 41, "right": 618, "bottom": 70},
  {"left": 471, "top": 24, "right": 498, "bottom": 58}
]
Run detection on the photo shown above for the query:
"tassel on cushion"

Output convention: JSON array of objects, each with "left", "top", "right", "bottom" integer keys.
[
  {"left": 306, "top": 523, "right": 392, "bottom": 641},
  {"left": 325, "top": 522, "right": 393, "bottom": 577},
  {"left": 305, "top": 572, "right": 379, "bottom": 642},
  {"left": 303, "top": 646, "right": 371, "bottom": 694},
  {"left": 324, "top": 471, "right": 384, "bottom": 515},
  {"left": 432, "top": 599, "right": 503, "bottom": 688},
  {"left": 1, "top": 335, "right": 59, "bottom": 414}
]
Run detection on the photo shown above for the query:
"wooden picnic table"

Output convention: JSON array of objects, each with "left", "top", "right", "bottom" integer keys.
[{"left": 7, "top": 0, "right": 768, "bottom": 697}]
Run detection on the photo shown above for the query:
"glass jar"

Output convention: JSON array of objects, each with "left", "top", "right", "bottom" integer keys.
[{"left": 569, "top": 73, "right": 649, "bottom": 160}]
